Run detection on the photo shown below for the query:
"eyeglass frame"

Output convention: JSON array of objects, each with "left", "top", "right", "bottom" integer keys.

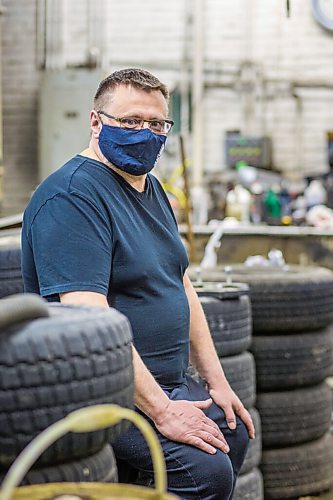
[{"left": 97, "top": 110, "right": 174, "bottom": 134}]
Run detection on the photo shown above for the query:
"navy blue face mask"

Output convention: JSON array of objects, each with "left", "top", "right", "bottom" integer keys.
[{"left": 98, "top": 124, "right": 167, "bottom": 176}]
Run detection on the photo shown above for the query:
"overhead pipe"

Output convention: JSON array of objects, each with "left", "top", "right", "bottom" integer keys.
[{"left": 191, "top": 0, "right": 209, "bottom": 225}]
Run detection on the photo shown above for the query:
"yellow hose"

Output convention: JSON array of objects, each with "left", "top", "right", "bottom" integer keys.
[
  {"left": 0, "top": 404, "right": 167, "bottom": 500},
  {"left": 161, "top": 182, "right": 187, "bottom": 209},
  {"left": 161, "top": 161, "right": 192, "bottom": 210}
]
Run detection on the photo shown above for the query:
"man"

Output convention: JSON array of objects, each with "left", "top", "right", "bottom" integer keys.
[{"left": 22, "top": 68, "right": 254, "bottom": 499}]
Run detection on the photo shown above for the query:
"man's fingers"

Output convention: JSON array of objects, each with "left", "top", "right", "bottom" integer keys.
[
  {"left": 237, "top": 407, "right": 256, "bottom": 439},
  {"left": 224, "top": 407, "right": 237, "bottom": 430},
  {"left": 204, "top": 415, "right": 227, "bottom": 435},
  {"left": 194, "top": 401, "right": 230, "bottom": 447},
  {"left": 199, "top": 430, "right": 230, "bottom": 453},
  {"left": 187, "top": 433, "right": 229, "bottom": 455},
  {"left": 224, "top": 402, "right": 256, "bottom": 438},
  {"left": 200, "top": 425, "right": 230, "bottom": 453},
  {"left": 189, "top": 436, "right": 217, "bottom": 455},
  {"left": 202, "top": 421, "right": 226, "bottom": 441},
  {"left": 192, "top": 398, "right": 213, "bottom": 410}
]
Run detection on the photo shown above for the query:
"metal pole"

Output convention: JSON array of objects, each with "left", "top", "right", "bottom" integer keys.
[
  {"left": 179, "top": 135, "right": 196, "bottom": 263},
  {"left": 0, "top": 4, "right": 5, "bottom": 212},
  {"left": 192, "top": 0, "right": 204, "bottom": 187},
  {"left": 180, "top": 0, "right": 191, "bottom": 137}
]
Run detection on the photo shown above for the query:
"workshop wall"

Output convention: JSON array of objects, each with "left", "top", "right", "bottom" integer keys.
[
  {"left": 203, "top": 0, "right": 333, "bottom": 178},
  {"left": 2, "top": 0, "right": 39, "bottom": 215},
  {"left": 2, "top": 0, "right": 333, "bottom": 214}
]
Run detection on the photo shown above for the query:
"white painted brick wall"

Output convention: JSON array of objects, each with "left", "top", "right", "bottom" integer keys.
[
  {"left": 63, "top": 0, "right": 89, "bottom": 66},
  {"left": 202, "top": 0, "right": 333, "bottom": 176},
  {"left": 2, "top": 0, "right": 333, "bottom": 213},
  {"left": 2, "top": 0, "right": 39, "bottom": 215},
  {"left": 105, "top": 0, "right": 186, "bottom": 65}
]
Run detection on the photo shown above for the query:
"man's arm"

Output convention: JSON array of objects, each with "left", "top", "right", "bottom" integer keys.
[
  {"left": 59, "top": 290, "right": 230, "bottom": 454},
  {"left": 183, "top": 273, "right": 255, "bottom": 439}
]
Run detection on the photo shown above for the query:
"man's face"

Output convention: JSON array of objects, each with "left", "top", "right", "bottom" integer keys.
[{"left": 98, "top": 84, "right": 168, "bottom": 130}]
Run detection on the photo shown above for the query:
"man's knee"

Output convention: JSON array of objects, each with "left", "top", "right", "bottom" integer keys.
[
  {"left": 226, "top": 416, "right": 250, "bottom": 476},
  {"left": 169, "top": 447, "right": 234, "bottom": 500},
  {"left": 237, "top": 416, "right": 250, "bottom": 449},
  {"left": 199, "top": 450, "right": 234, "bottom": 499}
]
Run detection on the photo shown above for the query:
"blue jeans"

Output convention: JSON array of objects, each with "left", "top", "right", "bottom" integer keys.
[{"left": 113, "top": 376, "right": 249, "bottom": 499}]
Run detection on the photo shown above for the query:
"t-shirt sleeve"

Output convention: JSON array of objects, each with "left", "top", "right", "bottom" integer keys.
[{"left": 28, "top": 192, "right": 112, "bottom": 297}]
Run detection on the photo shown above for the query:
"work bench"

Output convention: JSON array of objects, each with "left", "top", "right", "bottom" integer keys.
[{"left": 179, "top": 223, "right": 333, "bottom": 270}]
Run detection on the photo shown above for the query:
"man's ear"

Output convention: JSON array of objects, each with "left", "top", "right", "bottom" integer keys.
[{"left": 90, "top": 110, "right": 101, "bottom": 138}]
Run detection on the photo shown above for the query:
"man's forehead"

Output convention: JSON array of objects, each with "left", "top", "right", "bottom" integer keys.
[
  {"left": 110, "top": 83, "right": 165, "bottom": 100},
  {"left": 105, "top": 84, "right": 168, "bottom": 113}
]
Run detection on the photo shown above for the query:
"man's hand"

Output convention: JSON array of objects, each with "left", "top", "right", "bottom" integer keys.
[
  {"left": 154, "top": 398, "right": 230, "bottom": 455},
  {"left": 209, "top": 384, "right": 255, "bottom": 440}
]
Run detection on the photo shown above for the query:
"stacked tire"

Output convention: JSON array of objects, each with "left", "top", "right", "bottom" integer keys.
[
  {"left": 0, "top": 294, "right": 134, "bottom": 486},
  {"left": 194, "top": 283, "right": 264, "bottom": 500},
  {"left": 192, "top": 265, "right": 333, "bottom": 499},
  {"left": 0, "top": 238, "right": 23, "bottom": 298}
]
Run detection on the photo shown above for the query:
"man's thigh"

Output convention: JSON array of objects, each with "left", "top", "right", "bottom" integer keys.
[
  {"left": 114, "top": 419, "right": 234, "bottom": 499},
  {"left": 113, "top": 376, "right": 249, "bottom": 499}
]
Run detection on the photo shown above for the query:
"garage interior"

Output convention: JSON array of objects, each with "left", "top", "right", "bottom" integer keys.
[{"left": 0, "top": 1, "right": 333, "bottom": 499}]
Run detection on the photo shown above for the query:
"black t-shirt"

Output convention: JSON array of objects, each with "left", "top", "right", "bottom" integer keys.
[{"left": 22, "top": 155, "right": 190, "bottom": 388}]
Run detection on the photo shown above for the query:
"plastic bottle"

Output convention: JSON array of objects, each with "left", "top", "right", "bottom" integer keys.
[
  {"left": 250, "top": 181, "right": 264, "bottom": 224},
  {"left": 264, "top": 186, "right": 281, "bottom": 223},
  {"left": 304, "top": 180, "right": 327, "bottom": 209},
  {"left": 234, "top": 185, "right": 252, "bottom": 222}
]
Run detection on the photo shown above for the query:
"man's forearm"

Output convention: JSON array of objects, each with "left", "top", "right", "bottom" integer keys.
[
  {"left": 133, "top": 347, "right": 230, "bottom": 454},
  {"left": 132, "top": 346, "right": 170, "bottom": 421}
]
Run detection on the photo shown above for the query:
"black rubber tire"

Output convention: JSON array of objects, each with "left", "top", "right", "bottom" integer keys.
[
  {"left": 328, "top": 376, "right": 333, "bottom": 434},
  {"left": 251, "top": 327, "right": 333, "bottom": 390},
  {"left": 220, "top": 352, "right": 256, "bottom": 409},
  {"left": 0, "top": 293, "right": 49, "bottom": 330},
  {"left": 240, "top": 408, "right": 262, "bottom": 475},
  {"left": 0, "top": 444, "right": 118, "bottom": 485},
  {"left": 0, "top": 303, "right": 134, "bottom": 467},
  {"left": 190, "top": 265, "right": 333, "bottom": 333},
  {"left": 0, "top": 243, "right": 23, "bottom": 299},
  {"left": 233, "top": 468, "right": 264, "bottom": 500},
  {"left": 199, "top": 294, "right": 252, "bottom": 357},
  {"left": 256, "top": 382, "right": 332, "bottom": 448},
  {"left": 261, "top": 432, "right": 333, "bottom": 499}
]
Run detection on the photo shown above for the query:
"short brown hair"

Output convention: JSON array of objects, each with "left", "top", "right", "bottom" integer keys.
[{"left": 94, "top": 68, "right": 169, "bottom": 110}]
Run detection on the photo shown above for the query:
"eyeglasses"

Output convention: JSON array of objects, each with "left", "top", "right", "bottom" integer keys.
[{"left": 98, "top": 111, "right": 174, "bottom": 134}]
